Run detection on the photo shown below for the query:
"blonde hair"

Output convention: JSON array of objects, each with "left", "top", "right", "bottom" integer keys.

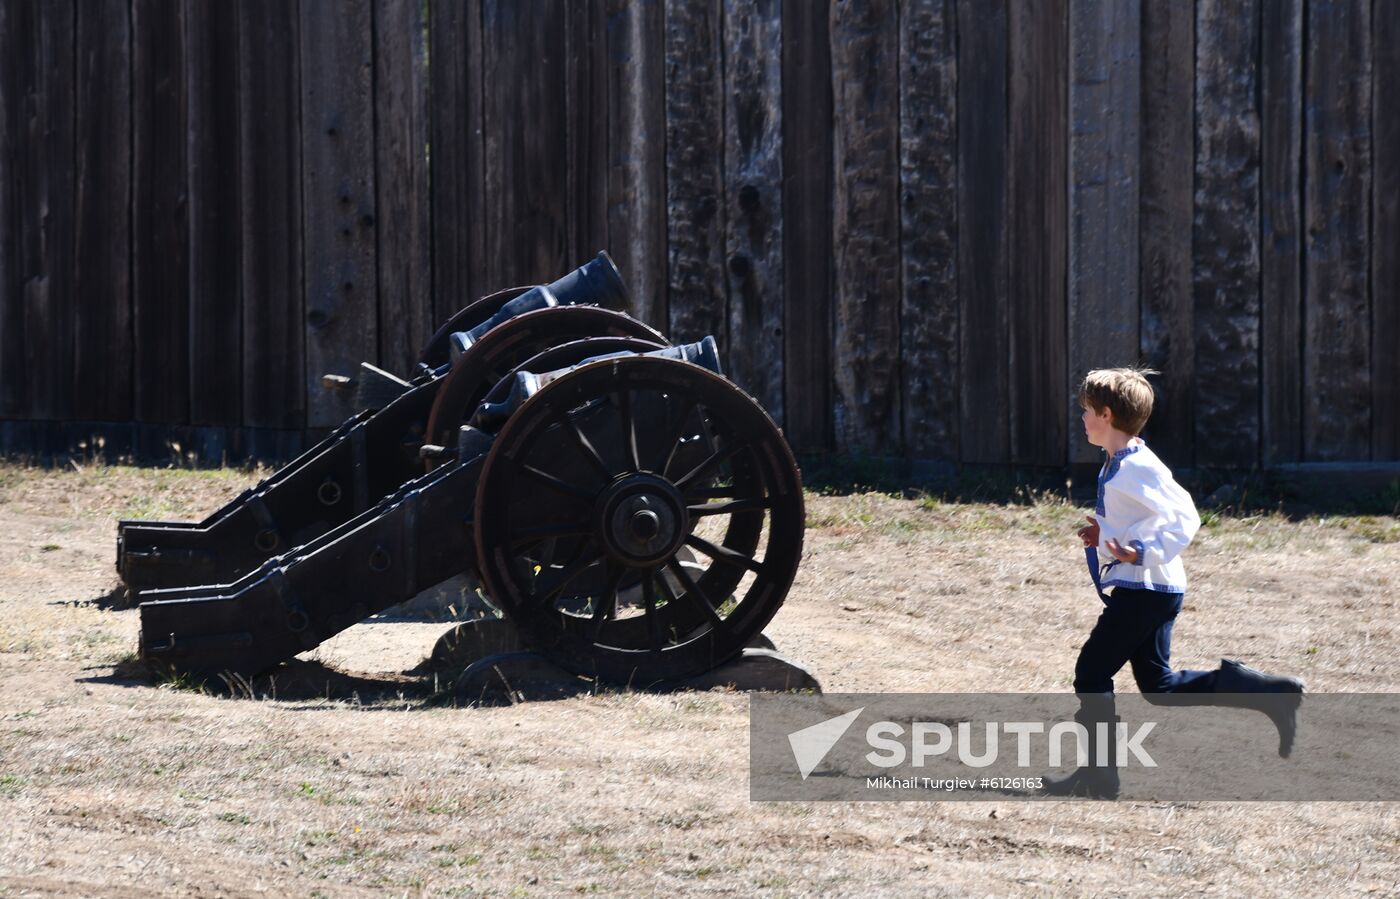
[{"left": 1077, "top": 367, "right": 1158, "bottom": 435}]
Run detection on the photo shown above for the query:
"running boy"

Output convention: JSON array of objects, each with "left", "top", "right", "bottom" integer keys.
[{"left": 1043, "top": 367, "right": 1305, "bottom": 799}]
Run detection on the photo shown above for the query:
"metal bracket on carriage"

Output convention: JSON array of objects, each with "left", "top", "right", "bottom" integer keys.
[{"left": 469, "top": 336, "right": 723, "bottom": 433}]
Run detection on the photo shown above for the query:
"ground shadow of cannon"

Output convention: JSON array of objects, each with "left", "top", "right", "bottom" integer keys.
[{"left": 83, "top": 615, "right": 818, "bottom": 708}]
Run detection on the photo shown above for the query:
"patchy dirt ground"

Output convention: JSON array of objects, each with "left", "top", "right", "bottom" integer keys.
[{"left": 1, "top": 461, "right": 1398, "bottom": 897}]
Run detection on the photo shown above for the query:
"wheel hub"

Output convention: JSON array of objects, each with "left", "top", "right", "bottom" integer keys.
[{"left": 596, "top": 474, "right": 689, "bottom": 567}]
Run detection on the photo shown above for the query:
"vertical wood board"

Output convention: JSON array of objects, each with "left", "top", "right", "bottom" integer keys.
[
  {"left": 831, "top": 0, "right": 902, "bottom": 453},
  {"left": 1138, "top": 0, "right": 1194, "bottom": 467},
  {"left": 1193, "top": 0, "right": 1261, "bottom": 467},
  {"left": 664, "top": 0, "right": 726, "bottom": 348},
  {"left": 1258, "top": 0, "right": 1302, "bottom": 464},
  {"left": 605, "top": 0, "right": 667, "bottom": 331},
  {"left": 482, "top": 0, "right": 569, "bottom": 289},
  {"left": 133, "top": 0, "right": 189, "bottom": 423},
  {"left": 0, "top": 0, "right": 24, "bottom": 418},
  {"left": 14, "top": 0, "right": 76, "bottom": 421},
  {"left": 300, "top": 0, "right": 378, "bottom": 428},
  {"left": 187, "top": 0, "right": 242, "bottom": 426},
  {"left": 1008, "top": 0, "right": 1068, "bottom": 466},
  {"left": 374, "top": 0, "right": 433, "bottom": 378},
  {"left": 780, "top": 0, "right": 833, "bottom": 452},
  {"left": 428, "top": 0, "right": 486, "bottom": 324},
  {"left": 723, "top": 0, "right": 784, "bottom": 418},
  {"left": 957, "top": 0, "right": 1009, "bottom": 463},
  {"left": 899, "top": 0, "right": 958, "bottom": 459},
  {"left": 566, "top": 0, "right": 610, "bottom": 276},
  {"left": 1375, "top": 0, "right": 1400, "bottom": 460},
  {"left": 1069, "top": 0, "right": 1140, "bottom": 464},
  {"left": 1303, "top": 0, "right": 1372, "bottom": 460},
  {"left": 239, "top": 0, "right": 304, "bottom": 429}
]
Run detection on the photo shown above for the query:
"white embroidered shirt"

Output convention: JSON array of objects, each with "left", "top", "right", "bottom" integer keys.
[{"left": 1095, "top": 438, "right": 1201, "bottom": 594}]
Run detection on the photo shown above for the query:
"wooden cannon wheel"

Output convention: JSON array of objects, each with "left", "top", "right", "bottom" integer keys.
[{"left": 472, "top": 355, "right": 805, "bottom": 684}]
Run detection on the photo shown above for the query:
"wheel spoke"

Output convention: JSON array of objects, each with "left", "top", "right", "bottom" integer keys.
[
  {"left": 553, "top": 410, "right": 614, "bottom": 481},
  {"left": 642, "top": 570, "right": 663, "bottom": 653},
  {"left": 666, "top": 557, "right": 730, "bottom": 635},
  {"left": 685, "top": 533, "right": 763, "bottom": 574},
  {"left": 617, "top": 390, "right": 641, "bottom": 473},
  {"left": 591, "top": 562, "right": 625, "bottom": 641},
  {"left": 519, "top": 462, "right": 597, "bottom": 501},
  {"left": 536, "top": 541, "right": 603, "bottom": 604},
  {"left": 658, "top": 399, "right": 697, "bottom": 477},
  {"left": 675, "top": 442, "right": 745, "bottom": 492},
  {"left": 687, "top": 497, "right": 771, "bottom": 517}
]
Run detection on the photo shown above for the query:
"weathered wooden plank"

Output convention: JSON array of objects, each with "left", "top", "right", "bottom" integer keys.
[
  {"left": 33, "top": 0, "right": 75, "bottom": 423},
  {"left": 73, "top": 0, "right": 132, "bottom": 422},
  {"left": 831, "top": 0, "right": 901, "bottom": 453},
  {"left": 1138, "top": 0, "right": 1194, "bottom": 468},
  {"left": 1068, "top": 0, "right": 1140, "bottom": 465},
  {"left": 9, "top": 0, "right": 75, "bottom": 422},
  {"left": 1303, "top": 0, "right": 1372, "bottom": 461},
  {"left": 605, "top": 0, "right": 667, "bottom": 331},
  {"left": 898, "top": 0, "right": 957, "bottom": 460},
  {"left": 374, "top": 0, "right": 432, "bottom": 378},
  {"left": 566, "top": 0, "right": 610, "bottom": 273},
  {"left": 1193, "top": 0, "right": 1260, "bottom": 467},
  {"left": 1375, "top": 0, "right": 1400, "bottom": 461},
  {"left": 723, "top": 0, "right": 783, "bottom": 419},
  {"left": 133, "top": 0, "right": 189, "bottom": 424},
  {"left": 482, "top": 0, "right": 569, "bottom": 289},
  {"left": 663, "top": 0, "right": 725, "bottom": 349},
  {"left": 956, "top": 0, "right": 1008, "bottom": 463},
  {"left": 186, "top": 0, "right": 241, "bottom": 426},
  {"left": 0, "top": 0, "right": 27, "bottom": 418},
  {"left": 430, "top": 0, "right": 487, "bottom": 322},
  {"left": 1258, "top": 0, "right": 1303, "bottom": 465},
  {"left": 1008, "top": 0, "right": 1067, "bottom": 467},
  {"left": 780, "top": 0, "right": 833, "bottom": 453},
  {"left": 239, "top": 0, "right": 304, "bottom": 429},
  {"left": 300, "top": 0, "right": 378, "bottom": 428}
]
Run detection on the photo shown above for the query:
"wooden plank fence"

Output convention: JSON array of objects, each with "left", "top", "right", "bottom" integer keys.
[{"left": 0, "top": 0, "right": 1395, "bottom": 470}]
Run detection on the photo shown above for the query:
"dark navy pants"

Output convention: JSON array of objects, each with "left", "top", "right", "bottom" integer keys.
[{"left": 1073, "top": 586, "right": 1218, "bottom": 698}]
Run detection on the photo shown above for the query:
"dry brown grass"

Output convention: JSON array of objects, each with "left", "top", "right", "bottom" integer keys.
[{"left": 1, "top": 461, "right": 1397, "bottom": 897}]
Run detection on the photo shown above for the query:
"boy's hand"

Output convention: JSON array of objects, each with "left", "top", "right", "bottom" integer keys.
[
  {"left": 1105, "top": 538, "right": 1140, "bottom": 564},
  {"left": 1077, "top": 516, "right": 1100, "bottom": 548}
]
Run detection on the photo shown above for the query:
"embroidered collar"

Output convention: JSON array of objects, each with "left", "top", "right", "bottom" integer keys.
[
  {"left": 1095, "top": 439, "right": 1144, "bottom": 515},
  {"left": 1107, "top": 438, "right": 1144, "bottom": 462}
]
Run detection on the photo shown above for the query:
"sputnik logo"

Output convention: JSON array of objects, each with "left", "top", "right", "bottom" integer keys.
[{"left": 787, "top": 707, "right": 864, "bottom": 779}]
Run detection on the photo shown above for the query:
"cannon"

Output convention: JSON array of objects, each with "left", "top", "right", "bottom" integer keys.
[{"left": 124, "top": 254, "right": 805, "bottom": 685}]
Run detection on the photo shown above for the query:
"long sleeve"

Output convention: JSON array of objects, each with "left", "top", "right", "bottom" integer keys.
[{"left": 1118, "top": 465, "right": 1200, "bottom": 568}]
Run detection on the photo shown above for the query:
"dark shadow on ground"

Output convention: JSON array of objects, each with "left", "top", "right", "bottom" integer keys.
[
  {"left": 80, "top": 656, "right": 437, "bottom": 706},
  {"left": 54, "top": 582, "right": 135, "bottom": 611},
  {"left": 82, "top": 634, "right": 812, "bottom": 710}
]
